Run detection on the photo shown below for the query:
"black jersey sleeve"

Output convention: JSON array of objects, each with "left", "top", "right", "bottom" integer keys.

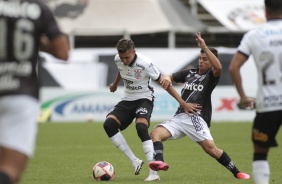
[
  {"left": 39, "top": 2, "right": 62, "bottom": 39},
  {"left": 207, "top": 69, "right": 220, "bottom": 87},
  {"left": 172, "top": 69, "right": 191, "bottom": 83}
]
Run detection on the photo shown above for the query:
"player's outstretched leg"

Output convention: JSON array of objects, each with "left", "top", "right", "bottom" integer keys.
[
  {"left": 216, "top": 151, "right": 250, "bottom": 180},
  {"left": 149, "top": 141, "right": 169, "bottom": 171},
  {"left": 149, "top": 160, "right": 169, "bottom": 171},
  {"left": 235, "top": 172, "right": 250, "bottom": 179}
]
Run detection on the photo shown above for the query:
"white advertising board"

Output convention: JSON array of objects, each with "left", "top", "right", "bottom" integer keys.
[
  {"left": 39, "top": 48, "right": 258, "bottom": 123},
  {"left": 40, "top": 86, "right": 256, "bottom": 123}
]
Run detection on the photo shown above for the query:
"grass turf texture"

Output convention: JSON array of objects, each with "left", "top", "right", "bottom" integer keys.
[{"left": 21, "top": 122, "right": 282, "bottom": 184}]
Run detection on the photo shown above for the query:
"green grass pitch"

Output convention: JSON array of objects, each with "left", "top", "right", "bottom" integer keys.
[{"left": 21, "top": 122, "right": 282, "bottom": 184}]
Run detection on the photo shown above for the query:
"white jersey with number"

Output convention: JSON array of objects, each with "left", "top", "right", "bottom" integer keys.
[
  {"left": 238, "top": 19, "right": 282, "bottom": 112},
  {"left": 114, "top": 52, "right": 161, "bottom": 101}
]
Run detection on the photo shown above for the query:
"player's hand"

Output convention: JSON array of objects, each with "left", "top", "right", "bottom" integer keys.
[
  {"left": 195, "top": 32, "right": 207, "bottom": 49},
  {"left": 181, "top": 103, "right": 202, "bottom": 115},
  {"left": 160, "top": 76, "right": 172, "bottom": 89},
  {"left": 109, "top": 83, "right": 118, "bottom": 93},
  {"left": 239, "top": 97, "right": 256, "bottom": 110}
]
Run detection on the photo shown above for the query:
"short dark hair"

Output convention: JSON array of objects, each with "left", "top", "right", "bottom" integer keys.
[
  {"left": 265, "top": 0, "right": 282, "bottom": 12},
  {"left": 200, "top": 47, "right": 218, "bottom": 58},
  {"left": 116, "top": 38, "right": 135, "bottom": 53}
]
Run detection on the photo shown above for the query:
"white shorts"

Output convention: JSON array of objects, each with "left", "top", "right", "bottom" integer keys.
[
  {"left": 0, "top": 95, "right": 39, "bottom": 157},
  {"left": 156, "top": 113, "right": 213, "bottom": 142}
]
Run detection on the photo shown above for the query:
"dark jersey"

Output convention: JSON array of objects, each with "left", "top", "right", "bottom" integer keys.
[
  {"left": 0, "top": 0, "right": 62, "bottom": 98},
  {"left": 173, "top": 68, "right": 220, "bottom": 127}
]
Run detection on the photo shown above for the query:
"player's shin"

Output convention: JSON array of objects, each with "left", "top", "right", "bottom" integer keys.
[
  {"left": 216, "top": 151, "right": 240, "bottom": 176},
  {"left": 104, "top": 118, "right": 137, "bottom": 161},
  {"left": 153, "top": 141, "right": 164, "bottom": 161},
  {"left": 253, "top": 153, "right": 270, "bottom": 184},
  {"left": 136, "top": 123, "right": 154, "bottom": 161}
]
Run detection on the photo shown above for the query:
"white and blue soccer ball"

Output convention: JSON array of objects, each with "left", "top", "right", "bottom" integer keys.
[{"left": 93, "top": 161, "right": 115, "bottom": 181}]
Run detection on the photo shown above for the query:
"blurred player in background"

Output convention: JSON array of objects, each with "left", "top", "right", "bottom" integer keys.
[
  {"left": 0, "top": 0, "right": 69, "bottom": 183},
  {"left": 149, "top": 32, "right": 250, "bottom": 180},
  {"left": 103, "top": 38, "right": 191, "bottom": 181},
  {"left": 229, "top": 0, "right": 282, "bottom": 183}
]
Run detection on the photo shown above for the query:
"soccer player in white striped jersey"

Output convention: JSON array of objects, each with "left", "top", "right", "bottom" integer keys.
[{"left": 229, "top": 0, "right": 282, "bottom": 183}]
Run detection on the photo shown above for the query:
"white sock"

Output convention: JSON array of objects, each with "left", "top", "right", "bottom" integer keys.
[
  {"left": 110, "top": 132, "right": 136, "bottom": 162},
  {"left": 142, "top": 140, "right": 154, "bottom": 162},
  {"left": 149, "top": 169, "right": 158, "bottom": 175},
  {"left": 252, "top": 160, "right": 270, "bottom": 184},
  {"left": 142, "top": 140, "right": 158, "bottom": 175}
]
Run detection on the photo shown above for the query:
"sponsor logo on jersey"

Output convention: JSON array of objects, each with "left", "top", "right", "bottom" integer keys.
[
  {"left": 135, "top": 63, "right": 145, "bottom": 70},
  {"left": 123, "top": 78, "right": 142, "bottom": 90},
  {"left": 126, "top": 69, "right": 132, "bottom": 76},
  {"left": 263, "top": 95, "right": 282, "bottom": 108},
  {"left": 270, "top": 40, "right": 282, "bottom": 46},
  {"left": 123, "top": 79, "right": 133, "bottom": 85},
  {"left": 183, "top": 82, "right": 204, "bottom": 91},
  {"left": 136, "top": 107, "right": 148, "bottom": 115},
  {"left": 0, "top": 62, "right": 32, "bottom": 91},
  {"left": 0, "top": 1, "right": 41, "bottom": 19}
]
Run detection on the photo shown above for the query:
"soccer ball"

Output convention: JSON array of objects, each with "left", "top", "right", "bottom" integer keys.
[{"left": 93, "top": 161, "right": 115, "bottom": 181}]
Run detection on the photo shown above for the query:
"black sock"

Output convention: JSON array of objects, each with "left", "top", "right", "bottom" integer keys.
[
  {"left": 216, "top": 151, "right": 240, "bottom": 176},
  {"left": 153, "top": 141, "right": 164, "bottom": 161},
  {"left": 0, "top": 172, "right": 11, "bottom": 184},
  {"left": 253, "top": 153, "right": 267, "bottom": 161}
]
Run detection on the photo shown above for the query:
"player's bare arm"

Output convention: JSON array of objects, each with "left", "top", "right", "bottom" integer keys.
[
  {"left": 159, "top": 75, "right": 172, "bottom": 89},
  {"left": 109, "top": 71, "right": 122, "bottom": 93},
  {"left": 159, "top": 75, "right": 201, "bottom": 114},
  {"left": 229, "top": 52, "right": 256, "bottom": 109},
  {"left": 165, "top": 85, "right": 201, "bottom": 114},
  {"left": 40, "top": 34, "right": 69, "bottom": 60},
  {"left": 196, "top": 32, "right": 222, "bottom": 77}
]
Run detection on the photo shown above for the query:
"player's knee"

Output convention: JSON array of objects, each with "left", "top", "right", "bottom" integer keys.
[
  {"left": 103, "top": 118, "right": 120, "bottom": 138},
  {"left": 150, "top": 129, "right": 159, "bottom": 141},
  {"left": 150, "top": 126, "right": 169, "bottom": 142},
  {"left": 136, "top": 123, "right": 150, "bottom": 142}
]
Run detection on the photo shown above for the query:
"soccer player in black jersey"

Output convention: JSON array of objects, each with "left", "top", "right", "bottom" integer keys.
[
  {"left": 0, "top": 1, "right": 69, "bottom": 183},
  {"left": 149, "top": 32, "right": 250, "bottom": 180},
  {"left": 229, "top": 0, "right": 282, "bottom": 183}
]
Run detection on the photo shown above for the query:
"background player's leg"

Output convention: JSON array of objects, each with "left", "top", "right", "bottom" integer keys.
[
  {"left": 0, "top": 148, "right": 27, "bottom": 183},
  {"left": 252, "top": 145, "right": 270, "bottom": 184},
  {"left": 199, "top": 140, "right": 250, "bottom": 179}
]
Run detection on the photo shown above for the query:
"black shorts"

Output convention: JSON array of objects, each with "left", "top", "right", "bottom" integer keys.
[
  {"left": 252, "top": 110, "right": 282, "bottom": 147},
  {"left": 107, "top": 99, "right": 153, "bottom": 131}
]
